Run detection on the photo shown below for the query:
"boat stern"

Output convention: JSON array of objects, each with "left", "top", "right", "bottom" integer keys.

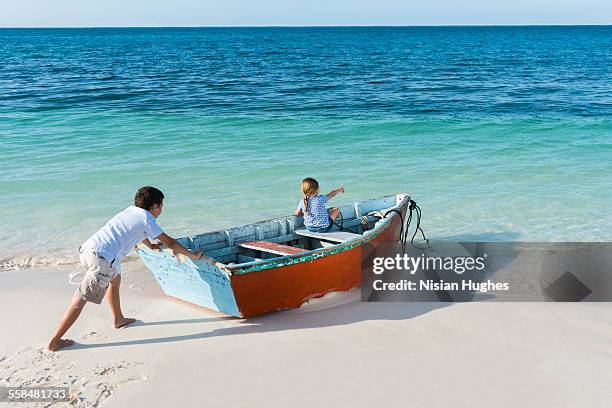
[{"left": 137, "top": 247, "right": 242, "bottom": 317}]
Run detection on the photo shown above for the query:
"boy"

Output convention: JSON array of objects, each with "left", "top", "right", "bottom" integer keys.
[{"left": 47, "top": 186, "right": 202, "bottom": 352}]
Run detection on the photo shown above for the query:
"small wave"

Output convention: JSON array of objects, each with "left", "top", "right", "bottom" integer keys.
[
  {"left": 0, "top": 254, "right": 80, "bottom": 271},
  {"left": 0, "top": 252, "right": 141, "bottom": 271}
]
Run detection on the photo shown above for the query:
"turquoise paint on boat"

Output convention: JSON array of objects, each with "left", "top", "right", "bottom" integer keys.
[{"left": 138, "top": 247, "right": 240, "bottom": 316}]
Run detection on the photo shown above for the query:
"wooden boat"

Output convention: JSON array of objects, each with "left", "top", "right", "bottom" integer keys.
[{"left": 137, "top": 193, "right": 410, "bottom": 318}]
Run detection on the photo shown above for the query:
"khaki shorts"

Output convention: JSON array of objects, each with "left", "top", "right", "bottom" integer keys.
[{"left": 77, "top": 248, "right": 117, "bottom": 304}]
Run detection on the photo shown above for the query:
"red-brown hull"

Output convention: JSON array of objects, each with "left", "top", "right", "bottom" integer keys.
[{"left": 231, "top": 210, "right": 404, "bottom": 318}]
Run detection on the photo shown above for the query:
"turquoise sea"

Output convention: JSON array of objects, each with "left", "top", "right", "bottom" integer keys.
[{"left": 1, "top": 26, "right": 611, "bottom": 269}]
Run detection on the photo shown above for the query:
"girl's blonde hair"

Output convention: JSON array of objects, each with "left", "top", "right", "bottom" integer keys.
[{"left": 301, "top": 177, "right": 319, "bottom": 216}]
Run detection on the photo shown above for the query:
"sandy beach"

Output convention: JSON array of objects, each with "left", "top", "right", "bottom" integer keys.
[{"left": 1, "top": 260, "right": 610, "bottom": 408}]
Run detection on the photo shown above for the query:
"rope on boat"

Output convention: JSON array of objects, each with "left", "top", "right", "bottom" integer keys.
[
  {"left": 374, "top": 199, "right": 430, "bottom": 253},
  {"left": 331, "top": 198, "right": 429, "bottom": 252}
]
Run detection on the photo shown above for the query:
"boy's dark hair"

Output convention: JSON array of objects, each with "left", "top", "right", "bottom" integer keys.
[{"left": 134, "top": 186, "right": 164, "bottom": 210}]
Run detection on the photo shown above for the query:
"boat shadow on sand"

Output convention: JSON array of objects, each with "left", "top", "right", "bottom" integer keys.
[{"left": 69, "top": 299, "right": 450, "bottom": 350}]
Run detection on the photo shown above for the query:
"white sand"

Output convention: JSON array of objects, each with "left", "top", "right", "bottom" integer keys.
[{"left": 1, "top": 262, "right": 611, "bottom": 407}]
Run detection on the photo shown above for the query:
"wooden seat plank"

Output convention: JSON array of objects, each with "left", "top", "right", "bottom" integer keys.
[
  {"left": 294, "top": 229, "right": 362, "bottom": 243},
  {"left": 239, "top": 241, "right": 308, "bottom": 256}
]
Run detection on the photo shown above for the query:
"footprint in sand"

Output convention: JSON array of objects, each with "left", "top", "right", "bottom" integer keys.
[
  {"left": 116, "top": 374, "right": 148, "bottom": 388},
  {"left": 1, "top": 348, "right": 148, "bottom": 407},
  {"left": 82, "top": 331, "right": 99, "bottom": 339}
]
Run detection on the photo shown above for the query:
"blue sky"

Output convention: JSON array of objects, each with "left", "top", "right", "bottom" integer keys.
[{"left": 1, "top": 0, "right": 611, "bottom": 27}]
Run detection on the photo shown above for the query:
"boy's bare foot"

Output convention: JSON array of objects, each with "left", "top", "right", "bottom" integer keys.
[
  {"left": 114, "top": 317, "right": 136, "bottom": 329},
  {"left": 47, "top": 338, "right": 75, "bottom": 352}
]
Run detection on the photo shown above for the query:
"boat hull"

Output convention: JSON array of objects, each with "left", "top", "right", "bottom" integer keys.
[
  {"left": 138, "top": 194, "right": 409, "bottom": 318},
  {"left": 230, "top": 215, "right": 403, "bottom": 317}
]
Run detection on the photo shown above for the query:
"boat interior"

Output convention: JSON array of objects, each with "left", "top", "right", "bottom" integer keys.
[{"left": 175, "top": 194, "right": 408, "bottom": 270}]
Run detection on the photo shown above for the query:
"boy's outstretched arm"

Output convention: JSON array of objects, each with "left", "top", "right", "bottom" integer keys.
[
  {"left": 326, "top": 187, "right": 345, "bottom": 200},
  {"left": 156, "top": 233, "right": 203, "bottom": 260}
]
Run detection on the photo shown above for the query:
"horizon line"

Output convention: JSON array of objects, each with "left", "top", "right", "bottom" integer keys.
[{"left": 1, "top": 23, "right": 611, "bottom": 29}]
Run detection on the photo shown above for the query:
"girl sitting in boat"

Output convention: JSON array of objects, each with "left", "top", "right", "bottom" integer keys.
[{"left": 295, "top": 177, "right": 345, "bottom": 232}]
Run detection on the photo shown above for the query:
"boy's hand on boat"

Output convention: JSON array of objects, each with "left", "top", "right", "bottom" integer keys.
[
  {"left": 189, "top": 250, "right": 203, "bottom": 260},
  {"left": 338, "top": 187, "right": 345, "bottom": 193}
]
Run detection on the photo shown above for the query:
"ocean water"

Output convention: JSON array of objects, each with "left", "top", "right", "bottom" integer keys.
[{"left": 1, "top": 26, "right": 611, "bottom": 269}]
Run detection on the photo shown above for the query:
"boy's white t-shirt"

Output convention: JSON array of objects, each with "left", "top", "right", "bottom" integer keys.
[{"left": 81, "top": 206, "right": 163, "bottom": 272}]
